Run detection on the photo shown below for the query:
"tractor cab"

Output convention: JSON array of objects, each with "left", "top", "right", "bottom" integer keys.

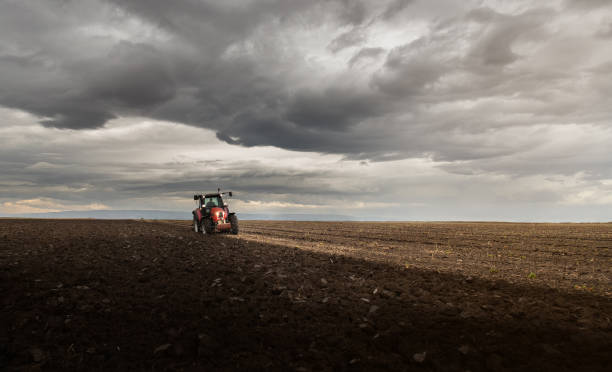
[{"left": 198, "top": 194, "right": 222, "bottom": 208}]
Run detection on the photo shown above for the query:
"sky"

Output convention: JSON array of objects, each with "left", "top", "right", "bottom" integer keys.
[{"left": 1, "top": 0, "right": 611, "bottom": 221}]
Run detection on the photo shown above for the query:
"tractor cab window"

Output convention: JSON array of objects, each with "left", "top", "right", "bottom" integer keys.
[{"left": 203, "top": 196, "right": 222, "bottom": 208}]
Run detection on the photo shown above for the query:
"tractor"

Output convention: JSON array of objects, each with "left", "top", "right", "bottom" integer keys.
[{"left": 192, "top": 189, "right": 238, "bottom": 234}]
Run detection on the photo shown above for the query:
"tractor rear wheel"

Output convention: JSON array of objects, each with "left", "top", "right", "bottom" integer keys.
[
  {"left": 203, "top": 218, "right": 215, "bottom": 234},
  {"left": 229, "top": 215, "right": 239, "bottom": 235}
]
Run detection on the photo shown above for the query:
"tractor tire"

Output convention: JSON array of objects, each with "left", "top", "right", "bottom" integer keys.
[
  {"left": 203, "top": 218, "right": 215, "bottom": 234},
  {"left": 229, "top": 215, "right": 239, "bottom": 235}
]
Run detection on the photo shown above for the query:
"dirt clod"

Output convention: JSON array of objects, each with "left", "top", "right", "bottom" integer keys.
[
  {"left": 154, "top": 343, "right": 172, "bottom": 354},
  {"left": 413, "top": 351, "right": 427, "bottom": 363},
  {"left": 458, "top": 345, "right": 470, "bottom": 355},
  {"left": 29, "top": 348, "right": 45, "bottom": 363}
]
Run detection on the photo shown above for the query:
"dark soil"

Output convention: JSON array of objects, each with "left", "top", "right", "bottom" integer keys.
[{"left": 1, "top": 219, "right": 610, "bottom": 371}]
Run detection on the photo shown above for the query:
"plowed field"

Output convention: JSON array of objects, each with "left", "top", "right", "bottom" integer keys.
[{"left": 1, "top": 219, "right": 611, "bottom": 371}]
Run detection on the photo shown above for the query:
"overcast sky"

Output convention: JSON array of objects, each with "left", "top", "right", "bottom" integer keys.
[{"left": 1, "top": 0, "right": 611, "bottom": 221}]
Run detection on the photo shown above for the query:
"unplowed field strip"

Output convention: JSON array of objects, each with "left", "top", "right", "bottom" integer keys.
[{"left": 232, "top": 221, "right": 611, "bottom": 295}]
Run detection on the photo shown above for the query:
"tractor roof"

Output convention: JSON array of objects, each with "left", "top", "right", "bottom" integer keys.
[{"left": 204, "top": 193, "right": 221, "bottom": 197}]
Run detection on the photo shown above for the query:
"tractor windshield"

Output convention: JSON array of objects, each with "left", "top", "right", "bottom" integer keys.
[{"left": 203, "top": 196, "right": 222, "bottom": 208}]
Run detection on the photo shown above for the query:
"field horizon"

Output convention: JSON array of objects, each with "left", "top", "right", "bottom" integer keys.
[{"left": 2, "top": 211, "right": 611, "bottom": 224}]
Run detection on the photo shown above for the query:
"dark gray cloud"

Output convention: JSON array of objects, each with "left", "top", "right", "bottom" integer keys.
[
  {"left": 335, "top": 0, "right": 368, "bottom": 26},
  {"left": 286, "top": 88, "right": 384, "bottom": 131},
  {"left": 328, "top": 28, "right": 367, "bottom": 53},
  {"left": 379, "top": 0, "right": 415, "bottom": 21},
  {"left": 348, "top": 47, "right": 385, "bottom": 67},
  {"left": 596, "top": 21, "right": 612, "bottom": 38},
  {"left": 1, "top": 0, "right": 611, "bottom": 179},
  {"left": 565, "top": 0, "right": 612, "bottom": 10}
]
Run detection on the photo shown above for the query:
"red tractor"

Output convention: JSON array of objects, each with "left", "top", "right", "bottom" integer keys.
[{"left": 192, "top": 190, "right": 238, "bottom": 234}]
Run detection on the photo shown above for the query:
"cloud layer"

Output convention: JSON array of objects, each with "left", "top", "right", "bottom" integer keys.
[
  {"left": 1, "top": 108, "right": 611, "bottom": 220},
  {"left": 1, "top": 0, "right": 611, "bottom": 220}
]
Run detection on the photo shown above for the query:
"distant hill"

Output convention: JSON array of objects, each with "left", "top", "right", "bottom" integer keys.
[{"left": 0, "top": 210, "right": 356, "bottom": 221}]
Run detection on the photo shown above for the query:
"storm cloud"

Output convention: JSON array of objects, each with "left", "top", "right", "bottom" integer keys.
[{"left": 1, "top": 0, "right": 612, "bottom": 220}]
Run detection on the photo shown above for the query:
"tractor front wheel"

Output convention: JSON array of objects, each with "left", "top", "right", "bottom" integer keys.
[
  {"left": 203, "top": 218, "right": 215, "bottom": 234},
  {"left": 193, "top": 217, "right": 201, "bottom": 234},
  {"left": 229, "top": 215, "right": 239, "bottom": 235}
]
